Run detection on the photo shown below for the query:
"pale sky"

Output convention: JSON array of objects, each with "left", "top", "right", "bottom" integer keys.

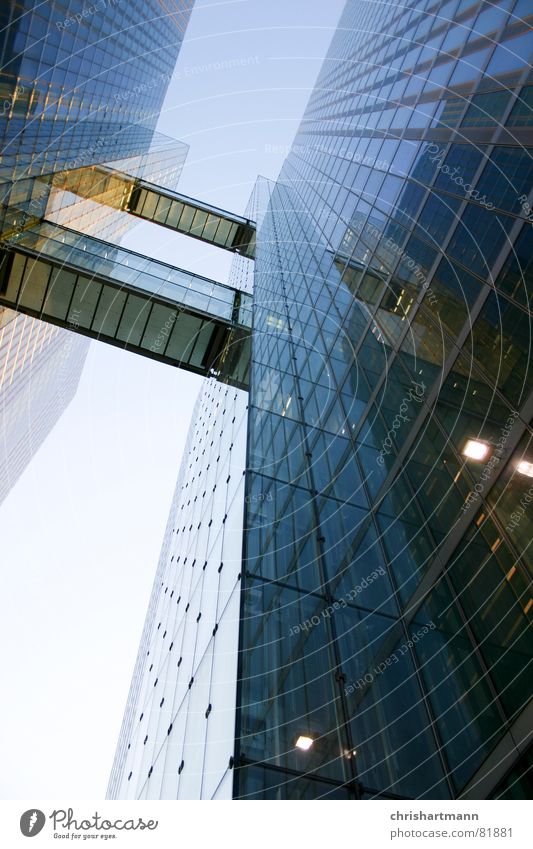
[{"left": 0, "top": 0, "right": 345, "bottom": 799}]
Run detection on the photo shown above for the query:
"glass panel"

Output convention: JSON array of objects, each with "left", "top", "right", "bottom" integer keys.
[
  {"left": 506, "top": 85, "right": 533, "bottom": 126},
  {"left": 1, "top": 252, "right": 26, "bottom": 303},
  {"left": 139, "top": 190, "right": 159, "bottom": 219},
  {"left": 19, "top": 257, "right": 50, "bottom": 311},
  {"left": 153, "top": 195, "right": 173, "bottom": 224},
  {"left": 165, "top": 200, "right": 185, "bottom": 228},
  {"left": 68, "top": 275, "right": 102, "bottom": 329},
  {"left": 190, "top": 209, "right": 208, "bottom": 236},
  {"left": 341, "top": 606, "right": 449, "bottom": 798},
  {"left": 91, "top": 287, "right": 127, "bottom": 337},
  {"left": 414, "top": 583, "right": 505, "bottom": 794},
  {"left": 189, "top": 322, "right": 216, "bottom": 367},
  {"left": 115, "top": 293, "right": 152, "bottom": 345},
  {"left": 177, "top": 205, "right": 195, "bottom": 232},
  {"left": 212, "top": 218, "right": 232, "bottom": 246},
  {"left": 466, "top": 292, "right": 532, "bottom": 407},
  {"left": 461, "top": 90, "right": 511, "bottom": 126},
  {"left": 139, "top": 303, "right": 178, "bottom": 352},
  {"left": 164, "top": 313, "right": 203, "bottom": 362},
  {"left": 42, "top": 267, "right": 76, "bottom": 319},
  {"left": 202, "top": 214, "right": 220, "bottom": 242}
]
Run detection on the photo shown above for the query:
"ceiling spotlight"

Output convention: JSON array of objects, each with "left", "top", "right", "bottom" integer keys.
[
  {"left": 517, "top": 460, "right": 533, "bottom": 478},
  {"left": 295, "top": 735, "right": 314, "bottom": 751},
  {"left": 463, "top": 439, "right": 490, "bottom": 461}
]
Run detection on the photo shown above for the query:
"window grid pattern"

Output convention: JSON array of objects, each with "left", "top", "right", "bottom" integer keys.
[{"left": 235, "top": 0, "right": 533, "bottom": 800}]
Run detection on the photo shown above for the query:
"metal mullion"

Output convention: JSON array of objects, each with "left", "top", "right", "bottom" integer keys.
[
  {"left": 0, "top": 252, "right": 23, "bottom": 305},
  {"left": 63, "top": 270, "right": 80, "bottom": 325},
  {"left": 110, "top": 287, "right": 132, "bottom": 343},
  {"left": 159, "top": 309, "right": 180, "bottom": 358},
  {"left": 87, "top": 277, "right": 107, "bottom": 335}
]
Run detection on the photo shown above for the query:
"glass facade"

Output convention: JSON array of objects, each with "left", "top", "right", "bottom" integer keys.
[
  {"left": 0, "top": 1, "right": 192, "bottom": 248},
  {"left": 0, "top": 3, "right": 193, "bottom": 507},
  {"left": 0, "top": 0, "right": 192, "bottom": 182},
  {"left": 0, "top": 306, "right": 89, "bottom": 504}
]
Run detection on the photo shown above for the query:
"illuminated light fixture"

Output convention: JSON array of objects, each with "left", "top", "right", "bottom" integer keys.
[
  {"left": 463, "top": 439, "right": 490, "bottom": 461},
  {"left": 517, "top": 460, "right": 533, "bottom": 478},
  {"left": 281, "top": 395, "right": 292, "bottom": 418},
  {"left": 295, "top": 735, "right": 314, "bottom": 751}
]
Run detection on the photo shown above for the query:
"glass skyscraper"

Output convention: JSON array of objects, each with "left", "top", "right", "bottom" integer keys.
[
  {"left": 1, "top": 0, "right": 531, "bottom": 801},
  {"left": 0, "top": 2, "right": 192, "bottom": 502},
  {"left": 108, "top": 0, "right": 533, "bottom": 800},
  {"left": 0, "top": 0, "right": 192, "bottom": 181}
]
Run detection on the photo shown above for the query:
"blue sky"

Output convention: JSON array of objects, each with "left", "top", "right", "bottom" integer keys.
[{"left": 0, "top": 0, "right": 345, "bottom": 798}]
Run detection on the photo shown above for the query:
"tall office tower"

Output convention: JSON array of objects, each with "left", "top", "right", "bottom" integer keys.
[
  {"left": 108, "top": 378, "right": 248, "bottom": 800},
  {"left": 109, "top": 0, "right": 533, "bottom": 800},
  {"left": 108, "top": 215, "right": 255, "bottom": 800},
  {"left": 0, "top": 306, "right": 89, "bottom": 504},
  {"left": 237, "top": 0, "right": 533, "bottom": 800}
]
